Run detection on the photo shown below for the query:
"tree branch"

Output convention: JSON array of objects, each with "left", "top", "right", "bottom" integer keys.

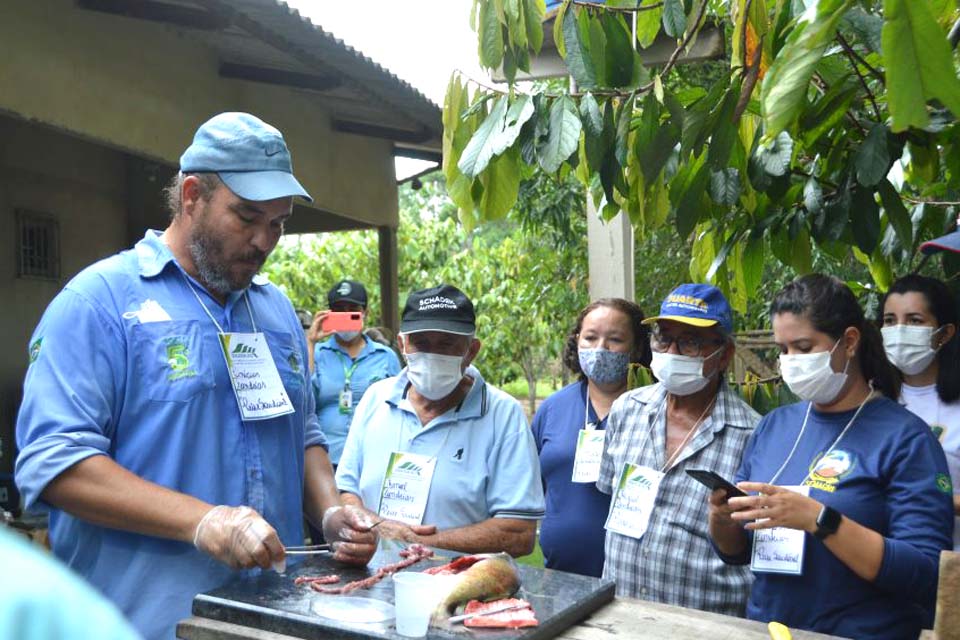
[
  {"left": 836, "top": 33, "right": 881, "bottom": 122},
  {"left": 572, "top": 0, "right": 664, "bottom": 12},
  {"left": 640, "top": 0, "right": 710, "bottom": 92},
  {"left": 835, "top": 33, "right": 884, "bottom": 83}
]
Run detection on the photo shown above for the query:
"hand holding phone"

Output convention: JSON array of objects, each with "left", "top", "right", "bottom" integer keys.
[{"left": 685, "top": 468, "right": 746, "bottom": 499}]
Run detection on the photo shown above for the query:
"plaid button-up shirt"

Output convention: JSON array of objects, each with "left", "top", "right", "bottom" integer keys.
[{"left": 597, "top": 382, "right": 760, "bottom": 616}]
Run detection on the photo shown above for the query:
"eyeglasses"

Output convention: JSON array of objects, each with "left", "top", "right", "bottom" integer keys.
[{"left": 650, "top": 330, "right": 725, "bottom": 358}]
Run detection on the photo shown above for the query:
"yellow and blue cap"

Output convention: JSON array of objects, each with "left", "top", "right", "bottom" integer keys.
[{"left": 642, "top": 284, "right": 733, "bottom": 333}]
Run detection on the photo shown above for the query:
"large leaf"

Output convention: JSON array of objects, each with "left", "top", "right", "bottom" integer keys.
[
  {"left": 883, "top": 0, "right": 960, "bottom": 132},
  {"left": 553, "top": 0, "right": 569, "bottom": 58},
  {"left": 493, "top": 95, "right": 535, "bottom": 155},
  {"left": 615, "top": 95, "right": 634, "bottom": 168},
  {"left": 458, "top": 95, "right": 508, "bottom": 178},
  {"left": 522, "top": 0, "right": 545, "bottom": 53},
  {"left": 479, "top": 146, "right": 522, "bottom": 221},
  {"left": 742, "top": 234, "right": 764, "bottom": 296},
  {"left": 672, "top": 151, "right": 710, "bottom": 238},
  {"left": 581, "top": 94, "right": 606, "bottom": 172},
  {"left": 538, "top": 97, "right": 582, "bottom": 173},
  {"left": 709, "top": 168, "right": 742, "bottom": 206},
  {"left": 635, "top": 3, "right": 663, "bottom": 48},
  {"left": 478, "top": 0, "right": 505, "bottom": 70},
  {"left": 850, "top": 186, "right": 881, "bottom": 254},
  {"left": 601, "top": 12, "right": 635, "bottom": 88},
  {"left": 662, "top": 0, "right": 686, "bottom": 39},
  {"left": 855, "top": 124, "right": 891, "bottom": 187},
  {"left": 877, "top": 179, "right": 913, "bottom": 251},
  {"left": 563, "top": 5, "right": 597, "bottom": 89},
  {"left": 760, "top": 0, "right": 855, "bottom": 143},
  {"left": 755, "top": 131, "right": 794, "bottom": 177},
  {"left": 803, "top": 177, "right": 824, "bottom": 215}
]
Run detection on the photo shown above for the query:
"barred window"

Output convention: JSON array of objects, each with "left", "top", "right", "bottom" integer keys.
[{"left": 16, "top": 210, "right": 60, "bottom": 280}]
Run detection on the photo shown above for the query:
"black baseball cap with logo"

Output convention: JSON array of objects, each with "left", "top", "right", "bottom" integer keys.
[
  {"left": 327, "top": 280, "right": 367, "bottom": 308},
  {"left": 400, "top": 284, "right": 476, "bottom": 335}
]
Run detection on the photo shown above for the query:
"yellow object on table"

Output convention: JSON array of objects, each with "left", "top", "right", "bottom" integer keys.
[{"left": 769, "top": 621, "right": 793, "bottom": 640}]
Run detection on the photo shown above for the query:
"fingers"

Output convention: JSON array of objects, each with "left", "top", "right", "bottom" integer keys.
[
  {"left": 195, "top": 505, "right": 283, "bottom": 571},
  {"left": 736, "top": 481, "right": 778, "bottom": 494},
  {"left": 341, "top": 505, "right": 377, "bottom": 530},
  {"left": 331, "top": 541, "right": 378, "bottom": 566},
  {"left": 708, "top": 488, "right": 729, "bottom": 507},
  {"left": 409, "top": 523, "right": 438, "bottom": 536}
]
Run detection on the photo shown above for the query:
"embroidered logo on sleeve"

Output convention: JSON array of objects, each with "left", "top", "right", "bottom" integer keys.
[
  {"left": 28, "top": 337, "right": 43, "bottom": 364},
  {"left": 937, "top": 473, "right": 953, "bottom": 495},
  {"left": 165, "top": 337, "right": 197, "bottom": 381}
]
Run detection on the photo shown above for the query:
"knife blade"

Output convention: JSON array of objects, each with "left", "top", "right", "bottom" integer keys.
[{"left": 448, "top": 603, "right": 529, "bottom": 624}]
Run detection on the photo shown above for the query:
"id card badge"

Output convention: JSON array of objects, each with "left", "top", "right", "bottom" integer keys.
[
  {"left": 338, "top": 382, "right": 353, "bottom": 414},
  {"left": 571, "top": 429, "right": 605, "bottom": 483},
  {"left": 218, "top": 332, "right": 295, "bottom": 421},
  {"left": 750, "top": 485, "right": 810, "bottom": 575},
  {"left": 377, "top": 452, "right": 438, "bottom": 525},
  {"left": 604, "top": 463, "right": 664, "bottom": 539}
]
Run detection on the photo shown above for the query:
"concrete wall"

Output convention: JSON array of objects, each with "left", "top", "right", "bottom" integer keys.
[
  {"left": 0, "top": 116, "right": 129, "bottom": 479},
  {"left": 0, "top": 0, "right": 399, "bottom": 228}
]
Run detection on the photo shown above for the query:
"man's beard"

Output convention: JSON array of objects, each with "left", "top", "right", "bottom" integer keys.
[{"left": 188, "top": 204, "right": 266, "bottom": 295}]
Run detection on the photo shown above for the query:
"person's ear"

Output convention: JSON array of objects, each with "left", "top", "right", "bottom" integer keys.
[
  {"left": 181, "top": 176, "right": 204, "bottom": 218},
  {"left": 937, "top": 323, "right": 957, "bottom": 349},
  {"left": 843, "top": 326, "right": 861, "bottom": 359},
  {"left": 463, "top": 338, "right": 482, "bottom": 366}
]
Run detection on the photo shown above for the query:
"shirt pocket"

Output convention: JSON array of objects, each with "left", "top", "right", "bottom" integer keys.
[{"left": 131, "top": 320, "right": 216, "bottom": 403}]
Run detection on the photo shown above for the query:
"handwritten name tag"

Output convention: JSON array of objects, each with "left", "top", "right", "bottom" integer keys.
[
  {"left": 219, "top": 333, "right": 294, "bottom": 421},
  {"left": 604, "top": 463, "right": 664, "bottom": 539},
  {"left": 572, "top": 429, "right": 605, "bottom": 483},
  {"left": 750, "top": 485, "right": 810, "bottom": 575}
]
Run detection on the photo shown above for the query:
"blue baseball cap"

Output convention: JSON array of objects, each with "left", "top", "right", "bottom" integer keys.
[
  {"left": 920, "top": 229, "right": 960, "bottom": 255},
  {"left": 179, "top": 112, "right": 312, "bottom": 202},
  {"left": 642, "top": 284, "right": 734, "bottom": 334}
]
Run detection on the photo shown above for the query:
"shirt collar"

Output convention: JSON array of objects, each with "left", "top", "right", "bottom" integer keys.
[
  {"left": 134, "top": 229, "right": 269, "bottom": 287},
  {"left": 630, "top": 381, "right": 755, "bottom": 430}
]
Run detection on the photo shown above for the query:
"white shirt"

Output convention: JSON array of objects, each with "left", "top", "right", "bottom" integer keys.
[{"left": 902, "top": 383, "right": 960, "bottom": 550}]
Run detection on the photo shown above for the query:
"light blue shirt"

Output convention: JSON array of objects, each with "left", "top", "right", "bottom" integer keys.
[
  {"left": 313, "top": 336, "right": 400, "bottom": 464},
  {"left": 0, "top": 526, "right": 142, "bottom": 640},
  {"left": 335, "top": 366, "right": 545, "bottom": 528},
  {"left": 15, "top": 230, "right": 325, "bottom": 640}
]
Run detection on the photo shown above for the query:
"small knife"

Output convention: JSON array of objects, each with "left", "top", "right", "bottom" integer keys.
[
  {"left": 284, "top": 543, "right": 331, "bottom": 555},
  {"left": 448, "top": 603, "right": 529, "bottom": 624}
]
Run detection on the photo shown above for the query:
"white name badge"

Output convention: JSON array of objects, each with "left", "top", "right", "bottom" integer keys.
[
  {"left": 218, "top": 333, "right": 295, "bottom": 421},
  {"left": 750, "top": 485, "right": 811, "bottom": 575},
  {"left": 572, "top": 429, "right": 605, "bottom": 483},
  {"left": 378, "top": 452, "right": 438, "bottom": 525},
  {"left": 604, "top": 463, "right": 664, "bottom": 539}
]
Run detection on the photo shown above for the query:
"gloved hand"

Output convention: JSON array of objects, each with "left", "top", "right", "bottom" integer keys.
[
  {"left": 321, "top": 505, "right": 380, "bottom": 566},
  {"left": 193, "top": 505, "right": 286, "bottom": 572}
]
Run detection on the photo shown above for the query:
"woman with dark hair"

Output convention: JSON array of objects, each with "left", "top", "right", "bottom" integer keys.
[
  {"left": 531, "top": 298, "right": 650, "bottom": 576},
  {"left": 880, "top": 274, "right": 960, "bottom": 551},
  {"left": 710, "top": 274, "right": 953, "bottom": 640}
]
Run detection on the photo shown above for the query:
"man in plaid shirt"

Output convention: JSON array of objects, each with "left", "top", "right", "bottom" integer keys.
[{"left": 597, "top": 284, "right": 760, "bottom": 616}]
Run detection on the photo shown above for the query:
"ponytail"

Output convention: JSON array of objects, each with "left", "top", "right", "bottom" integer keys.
[{"left": 857, "top": 322, "right": 900, "bottom": 400}]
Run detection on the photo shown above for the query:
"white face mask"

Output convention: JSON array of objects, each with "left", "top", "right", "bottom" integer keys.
[
  {"left": 882, "top": 325, "right": 939, "bottom": 377},
  {"left": 404, "top": 350, "right": 466, "bottom": 400},
  {"left": 779, "top": 338, "right": 849, "bottom": 404},
  {"left": 650, "top": 350, "right": 720, "bottom": 396}
]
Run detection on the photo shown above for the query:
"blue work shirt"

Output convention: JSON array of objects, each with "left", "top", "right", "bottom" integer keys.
[
  {"left": 336, "top": 366, "right": 545, "bottom": 528},
  {"left": 15, "top": 230, "right": 325, "bottom": 640},
  {"left": 0, "top": 526, "right": 141, "bottom": 640},
  {"left": 721, "top": 398, "right": 954, "bottom": 640},
  {"left": 312, "top": 335, "right": 400, "bottom": 464},
  {"left": 531, "top": 380, "right": 611, "bottom": 577}
]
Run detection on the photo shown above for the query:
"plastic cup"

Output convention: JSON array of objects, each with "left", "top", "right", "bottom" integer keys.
[{"left": 393, "top": 572, "right": 445, "bottom": 637}]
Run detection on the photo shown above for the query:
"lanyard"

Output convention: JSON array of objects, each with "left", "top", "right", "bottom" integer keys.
[
  {"left": 335, "top": 350, "right": 362, "bottom": 385},
  {"left": 182, "top": 272, "right": 257, "bottom": 333},
  {"left": 661, "top": 396, "right": 716, "bottom": 472},
  {"left": 768, "top": 389, "right": 875, "bottom": 486},
  {"left": 584, "top": 385, "right": 598, "bottom": 431}
]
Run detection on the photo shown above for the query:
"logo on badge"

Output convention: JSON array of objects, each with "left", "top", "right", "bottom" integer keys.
[
  {"left": 805, "top": 450, "right": 855, "bottom": 493},
  {"left": 231, "top": 343, "right": 258, "bottom": 358},
  {"left": 165, "top": 337, "right": 198, "bottom": 381},
  {"left": 396, "top": 460, "right": 424, "bottom": 476},
  {"left": 937, "top": 473, "right": 953, "bottom": 495},
  {"left": 28, "top": 337, "right": 43, "bottom": 364}
]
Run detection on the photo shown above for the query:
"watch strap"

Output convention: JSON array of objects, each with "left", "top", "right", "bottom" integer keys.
[{"left": 813, "top": 505, "right": 841, "bottom": 540}]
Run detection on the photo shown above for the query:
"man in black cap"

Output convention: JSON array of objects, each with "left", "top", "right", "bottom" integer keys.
[{"left": 336, "top": 285, "right": 545, "bottom": 556}]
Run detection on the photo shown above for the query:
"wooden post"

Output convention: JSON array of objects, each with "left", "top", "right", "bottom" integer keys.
[
  {"left": 377, "top": 225, "right": 399, "bottom": 337},
  {"left": 935, "top": 550, "right": 960, "bottom": 640}
]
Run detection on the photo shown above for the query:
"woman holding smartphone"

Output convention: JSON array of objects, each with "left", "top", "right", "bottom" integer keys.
[
  {"left": 880, "top": 275, "right": 960, "bottom": 551},
  {"left": 531, "top": 298, "right": 649, "bottom": 576},
  {"left": 709, "top": 274, "right": 953, "bottom": 639}
]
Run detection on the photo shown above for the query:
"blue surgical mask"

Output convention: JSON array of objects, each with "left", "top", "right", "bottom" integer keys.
[{"left": 578, "top": 348, "right": 629, "bottom": 384}]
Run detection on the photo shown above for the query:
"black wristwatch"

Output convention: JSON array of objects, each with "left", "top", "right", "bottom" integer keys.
[{"left": 813, "top": 505, "right": 842, "bottom": 540}]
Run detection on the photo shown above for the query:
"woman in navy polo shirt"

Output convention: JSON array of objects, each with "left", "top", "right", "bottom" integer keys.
[{"left": 532, "top": 298, "right": 650, "bottom": 576}]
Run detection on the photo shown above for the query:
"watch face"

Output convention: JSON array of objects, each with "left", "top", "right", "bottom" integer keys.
[{"left": 817, "top": 506, "right": 842, "bottom": 536}]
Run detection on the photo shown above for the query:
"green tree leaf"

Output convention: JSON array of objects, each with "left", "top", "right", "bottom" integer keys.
[
  {"left": 709, "top": 168, "right": 742, "bottom": 206},
  {"left": 479, "top": 145, "right": 522, "bottom": 220},
  {"left": 742, "top": 234, "right": 764, "bottom": 296},
  {"left": 478, "top": 0, "right": 505, "bottom": 70},
  {"left": 672, "top": 151, "right": 710, "bottom": 238},
  {"left": 877, "top": 179, "right": 913, "bottom": 251},
  {"left": 755, "top": 131, "right": 794, "bottom": 177},
  {"left": 458, "top": 95, "right": 509, "bottom": 178},
  {"left": 854, "top": 124, "right": 891, "bottom": 187},
  {"left": 883, "top": 0, "right": 960, "bottom": 132},
  {"left": 563, "top": 5, "right": 597, "bottom": 89},
  {"left": 760, "top": 0, "right": 854, "bottom": 143},
  {"left": 538, "top": 97, "right": 582, "bottom": 173},
  {"left": 803, "top": 177, "right": 824, "bottom": 215},
  {"left": 662, "top": 0, "right": 686, "bottom": 39},
  {"left": 635, "top": 3, "right": 663, "bottom": 48},
  {"left": 523, "top": 0, "right": 545, "bottom": 53},
  {"left": 601, "top": 12, "right": 635, "bottom": 88},
  {"left": 493, "top": 95, "right": 535, "bottom": 155},
  {"left": 850, "top": 186, "right": 881, "bottom": 254}
]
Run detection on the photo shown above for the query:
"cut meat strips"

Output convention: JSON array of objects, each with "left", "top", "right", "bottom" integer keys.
[
  {"left": 462, "top": 598, "right": 538, "bottom": 628},
  {"left": 422, "top": 554, "right": 483, "bottom": 576},
  {"left": 294, "top": 575, "right": 341, "bottom": 586},
  {"left": 299, "top": 544, "right": 435, "bottom": 595}
]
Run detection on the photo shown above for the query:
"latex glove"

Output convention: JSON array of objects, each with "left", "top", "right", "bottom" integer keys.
[
  {"left": 193, "top": 505, "right": 286, "bottom": 572},
  {"left": 321, "top": 505, "right": 381, "bottom": 566}
]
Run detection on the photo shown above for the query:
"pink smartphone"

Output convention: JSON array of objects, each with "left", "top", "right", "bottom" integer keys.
[{"left": 321, "top": 311, "right": 363, "bottom": 333}]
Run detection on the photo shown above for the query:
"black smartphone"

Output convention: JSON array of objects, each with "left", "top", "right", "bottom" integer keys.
[{"left": 685, "top": 468, "right": 746, "bottom": 498}]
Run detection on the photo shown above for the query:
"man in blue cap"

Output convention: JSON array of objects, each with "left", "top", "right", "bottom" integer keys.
[
  {"left": 15, "top": 113, "right": 377, "bottom": 639},
  {"left": 596, "top": 284, "right": 760, "bottom": 616}
]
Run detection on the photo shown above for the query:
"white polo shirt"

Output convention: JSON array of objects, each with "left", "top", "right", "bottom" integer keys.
[{"left": 335, "top": 366, "right": 545, "bottom": 528}]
